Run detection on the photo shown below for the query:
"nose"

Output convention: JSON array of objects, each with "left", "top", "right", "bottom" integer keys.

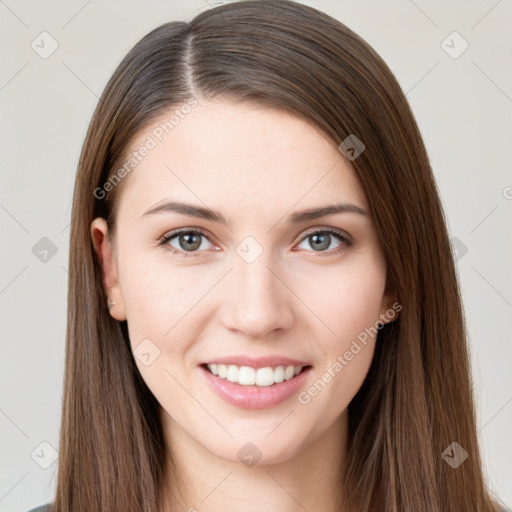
[{"left": 219, "top": 252, "right": 295, "bottom": 339}]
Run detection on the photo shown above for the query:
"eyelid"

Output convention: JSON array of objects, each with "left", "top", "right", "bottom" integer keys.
[
  {"left": 159, "top": 227, "right": 211, "bottom": 241},
  {"left": 298, "top": 226, "right": 352, "bottom": 244}
]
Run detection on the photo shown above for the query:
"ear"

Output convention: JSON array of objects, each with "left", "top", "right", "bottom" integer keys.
[
  {"left": 378, "top": 278, "right": 400, "bottom": 327},
  {"left": 90, "top": 217, "right": 127, "bottom": 321}
]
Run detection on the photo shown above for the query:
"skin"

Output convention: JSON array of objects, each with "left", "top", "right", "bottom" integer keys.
[{"left": 91, "top": 98, "right": 396, "bottom": 512}]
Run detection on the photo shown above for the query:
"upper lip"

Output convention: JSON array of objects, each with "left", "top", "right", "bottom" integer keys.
[{"left": 201, "top": 355, "right": 312, "bottom": 368}]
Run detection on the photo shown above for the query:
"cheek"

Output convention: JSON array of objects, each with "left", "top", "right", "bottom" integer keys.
[
  {"left": 120, "top": 252, "right": 189, "bottom": 329},
  {"left": 120, "top": 259, "right": 197, "bottom": 401},
  {"left": 301, "top": 258, "right": 386, "bottom": 412},
  {"left": 299, "top": 273, "right": 383, "bottom": 417},
  {"left": 119, "top": 254, "right": 213, "bottom": 378},
  {"left": 300, "top": 259, "right": 386, "bottom": 346}
]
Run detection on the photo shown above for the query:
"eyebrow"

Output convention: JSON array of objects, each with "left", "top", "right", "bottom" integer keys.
[{"left": 141, "top": 200, "right": 368, "bottom": 225}]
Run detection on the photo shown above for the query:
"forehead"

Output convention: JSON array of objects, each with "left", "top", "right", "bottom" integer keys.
[{"left": 116, "top": 98, "right": 369, "bottom": 223}]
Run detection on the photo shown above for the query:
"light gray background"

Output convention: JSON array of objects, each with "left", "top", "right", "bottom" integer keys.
[{"left": 1, "top": 1, "right": 511, "bottom": 510}]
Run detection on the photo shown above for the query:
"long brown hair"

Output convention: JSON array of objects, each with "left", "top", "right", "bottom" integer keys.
[{"left": 54, "top": 1, "right": 506, "bottom": 510}]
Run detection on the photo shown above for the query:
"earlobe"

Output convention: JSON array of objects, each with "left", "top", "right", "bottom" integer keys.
[
  {"left": 378, "top": 283, "right": 399, "bottom": 327},
  {"left": 90, "top": 217, "right": 127, "bottom": 321}
]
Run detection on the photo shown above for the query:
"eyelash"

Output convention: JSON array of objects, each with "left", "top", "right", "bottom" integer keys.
[{"left": 158, "top": 227, "right": 353, "bottom": 259}]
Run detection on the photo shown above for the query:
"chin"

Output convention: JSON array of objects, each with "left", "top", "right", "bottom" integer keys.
[{"left": 205, "top": 432, "right": 307, "bottom": 467}]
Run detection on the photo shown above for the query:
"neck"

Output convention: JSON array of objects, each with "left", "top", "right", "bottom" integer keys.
[{"left": 160, "top": 409, "right": 349, "bottom": 512}]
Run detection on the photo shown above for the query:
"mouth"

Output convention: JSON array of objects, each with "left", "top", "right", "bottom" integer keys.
[
  {"left": 200, "top": 363, "right": 313, "bottom": 387},
  {"left": 199, "top": 362, "right": 313, "bottom": 409}
]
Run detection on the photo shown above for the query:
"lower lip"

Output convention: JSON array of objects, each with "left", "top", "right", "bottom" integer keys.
[{"left": 199, "top": 365, "right": 312, "bottom": 409}]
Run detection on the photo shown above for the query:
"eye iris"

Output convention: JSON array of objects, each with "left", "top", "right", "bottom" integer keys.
[
  {"left": 179, "top": 233, "right": 202, "bottom": 251},
  {"left": 310, "top": 233, "right": 330, "bottom": 251}
]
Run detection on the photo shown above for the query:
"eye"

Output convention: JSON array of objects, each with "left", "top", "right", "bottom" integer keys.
[
  {"left": 158, "top": 227, "right": 353, "bottom": 259},
  {"left": 295, "top": 228, "right": 353, "bottom": 255},
  {"left": 158, "top": 229, "right": 217, "bottom": 259}
]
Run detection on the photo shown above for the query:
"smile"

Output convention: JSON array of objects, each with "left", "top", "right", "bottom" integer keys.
[
  {"left": 199, "top": 363, "right": 313, "bottom": 409},
  {"left": 204, "top": 363, "right": 309, "bottom": 386}
]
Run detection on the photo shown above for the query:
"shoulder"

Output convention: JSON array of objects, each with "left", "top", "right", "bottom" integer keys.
[{"left": 26, "top": 505, "right": 51, "bottom": 512}]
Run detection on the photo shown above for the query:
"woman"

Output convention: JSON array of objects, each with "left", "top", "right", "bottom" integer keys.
[{"left": 27, "top": 1, "right": 509, "bottom": 511}]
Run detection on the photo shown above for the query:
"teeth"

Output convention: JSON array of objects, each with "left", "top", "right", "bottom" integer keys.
[
  {"left": 239, "top": 366, "right": 256, "bottom": 385},
  {"left": 206, "top": 364, "right": 306, "bottom": 386},
  {"left": 218, "top": 364, "right": 227, "bottom": 378},
  {"left": 274, "top": 366, "right": 285, "bottom": 383}
]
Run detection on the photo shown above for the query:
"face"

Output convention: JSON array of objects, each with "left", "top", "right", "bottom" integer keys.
[{"left": 91, "top": 98, "right": 395, "bottom": 466}]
